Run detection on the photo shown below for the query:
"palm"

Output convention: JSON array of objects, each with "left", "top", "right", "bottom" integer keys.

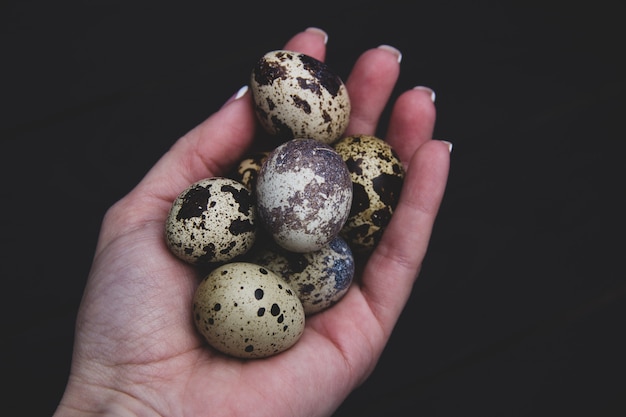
[
  {"left": 83, "top": 228, "right": 376, "bottom": 411},
  {"left": 58, "top": 29, "right": 449, "bottom": 417}
]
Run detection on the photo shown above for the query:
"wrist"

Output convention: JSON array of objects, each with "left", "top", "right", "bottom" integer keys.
[{"left": 53, "top": 376, "right": 159, "bottom": 417}]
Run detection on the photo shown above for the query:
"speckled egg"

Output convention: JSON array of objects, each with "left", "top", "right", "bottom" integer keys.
[
  {"left": 250, "top": 50, "right": 351, "bottom": 144},
  {"left": 256, "top": 138, "right": 353, "bottom": 253},
  {"left": 165, "top": 177, "right": 257, "bottom": 265},
  {"left": 193, "top": 262, "right": 305, "bottom": 359},
  {"left": 231, "top": 151, "right": 270, "bottom": 192},
  {"left": 248, "top": 236, "right": 354, "bottom": 315},
  {"left": 333, "top": 135, "right": 405, "bottom": 253}
]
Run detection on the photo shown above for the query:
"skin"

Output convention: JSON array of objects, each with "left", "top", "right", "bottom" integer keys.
[{"left": 53, "top": 28, "right": 450, "bottom": 417}]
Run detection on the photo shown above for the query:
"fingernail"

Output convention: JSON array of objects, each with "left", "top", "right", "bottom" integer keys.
[
  {"left": 222, "top": 85, "right": 248, "bottom": 108},
  {"left": 377, "top": 44, "right": 402, "bottom": 64},
  {"left": 413, "top": 86, "right": 436, "bottom": 103},
  {"left": 440, "top": 140, "right": 453, "bottom": 153},
  {"left": 305, "top": 27, "right": 328, "bottom": 45},
  {"left": 234, "top": 85, "right": 249, "bottom": 100}
]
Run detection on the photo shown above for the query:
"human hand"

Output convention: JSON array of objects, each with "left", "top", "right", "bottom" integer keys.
[{"left": 53, "top": 27, "right": 450, "bottom": 417}]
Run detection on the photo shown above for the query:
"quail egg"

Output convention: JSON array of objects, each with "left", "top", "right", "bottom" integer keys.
[
  {"left": 193, "top": 262, "right": 305, "bottom": 359},
  {"left": 256, "top": 138, "right": 353, "bottom": 253},
  {"left": 250, "top": 49, "right": 351, "bottom": 144},
  {"left": 165, "top": 177, "right": 257, "bottom": 265},
  {"left": 333, "top": 135, "right": 405, "bottom": 253},
  {"left": 248, "top": 235, "right": 354, "bottom": 315},
  {"left": 231, "top": 151, "right": 270, "bottom": 192}
]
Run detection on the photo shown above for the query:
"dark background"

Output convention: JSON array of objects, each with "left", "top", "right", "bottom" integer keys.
[{"left": 2, "top": 1, "right": 625, "bottom": 415}]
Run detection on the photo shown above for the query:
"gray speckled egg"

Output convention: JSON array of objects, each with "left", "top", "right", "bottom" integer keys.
[
  {"left": 333, "top": 135, "right": 405, "bottom": 253},
  {"left": 165, "top": 177, "right": 257, "bottom": 265},
  {"left": 193, "top": 262, "right": 305, "bottom": 359},
  {"left": 248, "top": 236, "right": 354, "bottom": 315},
  {"left": 256, "top": 138, "right": 353, "bottom": 253},
  {"left": 250, "top": 49, "right": 351, "bottom": 145}
]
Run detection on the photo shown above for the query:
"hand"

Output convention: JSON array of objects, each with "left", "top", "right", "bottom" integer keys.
[{"left": 53, "top": 28, "right": 450, "bottom": 417}]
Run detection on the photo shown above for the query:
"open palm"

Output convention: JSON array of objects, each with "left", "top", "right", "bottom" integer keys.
[{"left": 54, "top": 28, "right": 450, "bottom": 417}]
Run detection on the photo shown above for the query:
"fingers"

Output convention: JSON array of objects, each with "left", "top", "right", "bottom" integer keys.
[
  {"left": 344, "top": 47, "right": 441, "bottom": 338},
  {"left": 343, "top": 43, "right": 435, "bottom": 166},
  {"left": 385, "top": 87, "right": 437, "bottom": 166},
  {"left": 360, "top": 139, "right": 450, "bottom": 335},
  {"left": 344, "top": 45, "right": 402, "bottom": 136}
]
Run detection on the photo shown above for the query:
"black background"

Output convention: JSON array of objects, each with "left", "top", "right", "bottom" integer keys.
[{"left": 2, "top": 1, "right": 625, "bottom": 416}]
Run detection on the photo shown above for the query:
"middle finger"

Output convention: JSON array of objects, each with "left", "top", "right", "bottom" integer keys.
[{"left": 344, "top": 45, "right": 402, "bottom": 136}]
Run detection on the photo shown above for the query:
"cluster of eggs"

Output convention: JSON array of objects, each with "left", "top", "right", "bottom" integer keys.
[{"left": 165, "top": 50, "right": 405, "bottom": 359}]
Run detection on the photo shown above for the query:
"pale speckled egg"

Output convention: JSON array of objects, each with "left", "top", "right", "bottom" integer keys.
[
  {"left": 192, "top": 262, "right": 305, "bottom": 359},
  {"left": 248, "top": 236, "right": 354, "bottom": 315},
  {"left": 231, "top": 151, "right": 270, "bottom": 192},
  {"left": 256, "top": 138, "right": 353, "bottom": 253},
  {"left": 250, "top": 50, "right": 351, "bottom": 144},
  {"left": 165, "top": 177, "right": 257, "bottom": 265},
  {"left": 333, "top": 135, "right": 405, "bottom": 253}
]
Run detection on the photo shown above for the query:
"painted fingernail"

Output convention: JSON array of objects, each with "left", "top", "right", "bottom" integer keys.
[
  {"left": 377, "top": 44, "right": 402, "bottom": 64},
  {"left": 440, "top": 140, "right": 454, "bottom": 153},
  {"left": 413, "top": 86, "right": 436, "bottom": 103},
  {"left": 234, "top": 85, "right": 249, "bottom": 100},
  {"left": 305, "top": 27, "right": 328, "bottom": 45},
  {"left": 222, "top": 85, "right": 248, "bottom": 108}
]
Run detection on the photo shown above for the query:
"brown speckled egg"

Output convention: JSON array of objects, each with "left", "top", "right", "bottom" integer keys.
[
  {"left": 248, "top": 236, "right": 354, "bottom": 315},
  {"left": 193, "top": 262, "right": 305, "bottom": 359},
  {"left": 165, "top": 177, "right": 257, "bottom": 265},
  {"left": 256, "top": 138, "right": 353, "bottom": 253},
  {"left": 250, "top": 50, "right": 351, "bottom": 144},
  {"left": 333, "top": 135, "right": 405, "bottom": 253},
  {"left": 232, "top": 151, "right": 270, "bottom": 192}
]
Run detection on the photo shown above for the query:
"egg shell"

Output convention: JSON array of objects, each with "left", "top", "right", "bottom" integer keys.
[
  {"left": 250, "top": 49, "right": 351, "bottom": 144},
  {"left": 333, "top": 135, "right": 405, "bottom": 253},
  {"left": 231, "top": 151, "right": 270, "bottom": 192},
  {"left": 256, "top": 138, "right": 353, "bottom": 253},
  {"left": 193, "top": 262, "right": 305, "bottom": 359},
  {"left": 165, "top": 177, "right": 257, "bottom": 265},
  {"left": 248, "top": 236, "right": 354, "bottom": 315}
]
